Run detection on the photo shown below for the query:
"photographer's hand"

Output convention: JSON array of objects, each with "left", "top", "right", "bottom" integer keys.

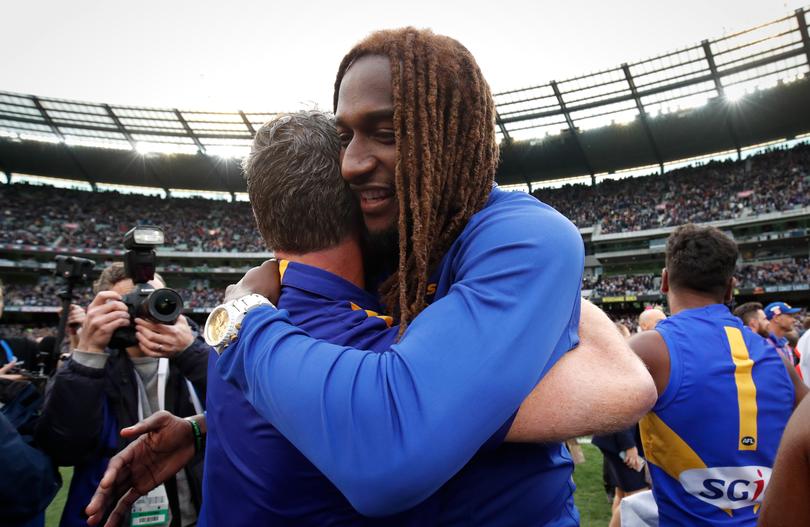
[
  {"left": 62, "top": 303, "right": 87, "bottom": 349},
  {"left": 0, "top": 360, "right": 24, "bottom": 381},
  {"left": 85, "top": 411, "right": 202, "bottom": 526},
  {"left": 224, "top": 259, "right": 280, "bottom": 304},
  {"left": 77, "top": 292, "right": 130, "bottom": 353},
  {"left": 134, "top": 315, "right": 194, "bottom": 358}
]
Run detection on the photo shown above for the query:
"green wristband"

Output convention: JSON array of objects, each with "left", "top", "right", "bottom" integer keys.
[{"left": 187, "top": 418, "right": 203, "bottom": 454}]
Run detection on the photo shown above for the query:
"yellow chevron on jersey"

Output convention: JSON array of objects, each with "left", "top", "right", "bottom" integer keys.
[{"left": 640, "top": 411, "right": 707, "bottom": 479}]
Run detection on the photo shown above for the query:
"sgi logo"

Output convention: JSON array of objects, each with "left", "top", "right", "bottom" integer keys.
[{"left": 679, "top": 466, "right": 771, "bottom": 510}]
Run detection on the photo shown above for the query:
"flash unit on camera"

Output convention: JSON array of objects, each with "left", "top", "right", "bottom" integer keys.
[{"left": 124, "top": 226, "right": 165, "bottom": 249}]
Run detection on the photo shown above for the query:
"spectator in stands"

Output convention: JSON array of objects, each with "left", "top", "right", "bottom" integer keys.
[
  {"left": 35, "top": 262, "right": 209, "bottom": 527},
  {"left": 733, "top": 301, "right": 770, "bottom": 338},
  {"left": 628, "top": 224, "right": 804, "bottom": 525},
  {"left": 764, "top": 301, "right": 802, "bottom": 365},
  {"left": 638, "top": 306, "right": 666, "bottom": 332}
]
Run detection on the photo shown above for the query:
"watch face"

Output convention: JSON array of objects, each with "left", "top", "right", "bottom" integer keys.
[{"left": 205, "top": 307, "right": 229, "bottom": 345}]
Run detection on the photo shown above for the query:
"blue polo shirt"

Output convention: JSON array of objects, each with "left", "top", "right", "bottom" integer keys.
[{"left": 217, "top": 188, "right": 584, "bottom": 524}]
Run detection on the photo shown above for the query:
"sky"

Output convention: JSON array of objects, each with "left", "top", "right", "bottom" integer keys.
[{"left": 2, "top": 0, "right": 807, "bottom": 113}]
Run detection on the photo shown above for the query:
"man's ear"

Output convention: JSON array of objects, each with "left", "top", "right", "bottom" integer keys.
[
  {"left": 724, "top": 277, "right": 736, "bottom": 304},
  {"left": 660, "top": 268, "right": 669, "bottom": 294}
]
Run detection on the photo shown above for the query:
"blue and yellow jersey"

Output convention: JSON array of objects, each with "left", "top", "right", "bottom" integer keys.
[{"left": 640, "top": 304, "right": 794, "bottom": 526}]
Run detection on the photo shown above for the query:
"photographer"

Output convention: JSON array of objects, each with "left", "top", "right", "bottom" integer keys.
[{"left": 35, "top": 262, "right": 208, "bottom": 527}]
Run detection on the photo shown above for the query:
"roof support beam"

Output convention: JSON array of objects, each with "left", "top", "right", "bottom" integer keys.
[
  {"left": 239, "top": 111, "right": 257, "bottom": 137},
  {"left": 701, "top": 40, "right": 742, "bottom": 159},
  {"left": 32, "top": 96, "right": 96, "bottom": 189},
  {"left": 550, "top": 80, "right": 594, "bottom": 178},
  {"left": 500, "top": 46, "right": 805, "bottom": 125},
  {"left": 796, "top": 9, "right": 810, "bottom": 69},
  {"left": 495, "top": 111, "right": 511, "bottom": 141},
  {"left": 105, "top": 104, "right": 169, "bottom": 191},
  {"left": 621, "top": 64, "right": 665, "bottom": 174},
  {"left": 174, "top": 109, "right": 207, "bottom": 154}
]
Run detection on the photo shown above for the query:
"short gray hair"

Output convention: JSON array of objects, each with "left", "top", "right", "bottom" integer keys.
[{"left": 243, "top": 111, "right": 359, "bottom": 253}]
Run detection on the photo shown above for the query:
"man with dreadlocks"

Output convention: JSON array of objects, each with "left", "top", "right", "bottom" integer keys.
[
  {"left": 87, "top": 28, "right": 656, "bottom": 526},
  {"left": 211, "top": 28, "right": 653, "bottom": 523}
]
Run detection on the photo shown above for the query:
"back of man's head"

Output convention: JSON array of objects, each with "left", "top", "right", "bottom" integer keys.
[
  {"left": 734, "top": 302, "right": 764, "bottom": 327},
  {"left": 639, "top": 308, "right": 666, "bottom": 331},
  {"left": 665, "top": 224, "right": 739, "bottom": 301},
  {"left": 244, "top": 111, "right": 359, "bottom": 254}
]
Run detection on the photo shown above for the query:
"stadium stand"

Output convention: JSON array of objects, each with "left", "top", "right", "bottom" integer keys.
[
  {"left": 0, "top": 183, "right": 262, "bottom": 252},
  {"left": 533, "top": 144, "right": 810, "bottom": 233}
]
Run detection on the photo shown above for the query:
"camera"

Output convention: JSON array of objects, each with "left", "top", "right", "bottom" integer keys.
[
  {"left": 50, "top": 255, "right": 97, "bottom": 373},
  {"left": 55, "top": 255, "right": 96, "bottom": 284},
  {"left": 109, "top": 226, "right": 184, "bottom": 348}
]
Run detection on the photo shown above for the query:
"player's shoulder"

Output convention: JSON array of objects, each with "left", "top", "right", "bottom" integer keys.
[{"left": 460, "top": 187, "right": 581, "bottom": 252}]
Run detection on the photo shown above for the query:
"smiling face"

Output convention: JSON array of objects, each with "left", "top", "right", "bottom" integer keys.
[{"left": 335, "top": 55, "right": 397, "bottom": 235}]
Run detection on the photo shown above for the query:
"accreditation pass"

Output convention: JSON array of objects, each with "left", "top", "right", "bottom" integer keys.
[{"left": 130, "top": 484, "right": 171, "bottom": 527}]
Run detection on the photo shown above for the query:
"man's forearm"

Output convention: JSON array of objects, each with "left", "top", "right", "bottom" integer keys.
[{"left": 506, "top": 299, "right": 657, "bottom": 443}]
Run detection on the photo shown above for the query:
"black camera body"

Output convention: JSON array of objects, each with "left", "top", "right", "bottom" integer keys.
[
  {"left": 109, "top": 226, "right": 183, "bottom": 349},
  {"left": 55, "top": 255, "right": 95, "bottom": 283}
]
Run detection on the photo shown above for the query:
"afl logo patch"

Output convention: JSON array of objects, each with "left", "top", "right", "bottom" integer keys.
[{"left": 741, "top": 436, "right": 756, "bottom": 447}]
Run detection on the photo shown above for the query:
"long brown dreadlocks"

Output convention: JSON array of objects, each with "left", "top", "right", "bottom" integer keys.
[{"left": 333, "top": 28, "right": 500, "bottom": 334}]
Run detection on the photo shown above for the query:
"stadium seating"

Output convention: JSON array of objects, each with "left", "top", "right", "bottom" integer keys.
[{"left": 533, "top": 144, "right": 810, "bottom": 233}]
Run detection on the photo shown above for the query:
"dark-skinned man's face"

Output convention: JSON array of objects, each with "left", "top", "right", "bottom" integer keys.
[{"left": 335, "top": 55, "right": 397, "bottom": 236}]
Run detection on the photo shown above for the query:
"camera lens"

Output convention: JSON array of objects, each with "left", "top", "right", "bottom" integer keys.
[
  {"left": 155, "top": 296, "right": 177, "bottom": 316},
  {"left": 145, "top": 288, "right": 183, "bottom": 324}
]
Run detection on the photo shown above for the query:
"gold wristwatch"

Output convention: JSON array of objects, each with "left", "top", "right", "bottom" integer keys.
[{"left": 204, "top": 293, "right": 274, "bottom": 354}]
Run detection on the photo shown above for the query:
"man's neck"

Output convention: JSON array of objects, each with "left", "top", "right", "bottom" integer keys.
[
  {"left": 666, "top": 289, "right": 723, "bottom": 316},
  {"left": 770, "top": 324, "right": 787, "bottom": 339},
  {"left": 127, "top": 345, "right": 146, "bottom": 358},
  {"left": 276, "top": 236, "right": 365, "bottom": 289}
]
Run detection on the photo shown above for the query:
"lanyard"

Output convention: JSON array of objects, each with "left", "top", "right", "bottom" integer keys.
[
  {"left": 133, "top": 357, "right": 203, "bottom": 421},
  {"left": 134, "top": 358, "right": 169, "bottom": 421}
]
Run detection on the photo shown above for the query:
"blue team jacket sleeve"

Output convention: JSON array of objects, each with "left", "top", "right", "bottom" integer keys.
[{"left": 216, "top": 202, "right": 584, "bottom": 516}]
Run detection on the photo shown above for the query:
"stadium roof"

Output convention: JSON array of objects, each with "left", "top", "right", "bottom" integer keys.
[{"left": 1, "top": 7, "right": 809, "bottom": 192}]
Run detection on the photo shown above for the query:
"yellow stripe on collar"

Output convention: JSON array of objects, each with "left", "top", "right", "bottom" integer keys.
[
  {"left": 350, "top": 302, "right": 394, "bottom": 328},
  {"left": 278, "top": 259, "right": 290, "bottom": 282}
]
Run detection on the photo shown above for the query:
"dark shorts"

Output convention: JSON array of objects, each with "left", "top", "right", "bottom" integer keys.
[{"left": 602, "top": 451, "right": 648, "bottom": 492}]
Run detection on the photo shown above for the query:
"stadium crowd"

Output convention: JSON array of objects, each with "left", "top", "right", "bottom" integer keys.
[
  {"left": 3, "top": 257, "right": 807, "bottom": 312},
  {"left": 533, "top": 143, "right": 810, "bottom": 233},
  {"left": 1, "top": 281, "right": 225, "bottom": 310},
  {"left": 586, "top": 257, "right": 809, "bottom": 297},
  {"left": 1, "top": 145, "right": 808, "bottom": 256},
  {"left": 0, "top": 184, "right": 263, "bottom": 252}
]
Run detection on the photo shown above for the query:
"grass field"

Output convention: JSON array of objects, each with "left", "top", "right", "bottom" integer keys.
[
  {"left": 573, "top": 443, "right": 613, "bottom": 526},
  {"left": 46, "top": 444, "right": 611, "bottom": 526}
]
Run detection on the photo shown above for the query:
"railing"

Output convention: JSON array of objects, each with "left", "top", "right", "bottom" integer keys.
[{"left": 492, "top": 7, "right": 810, "bottom": 141}]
